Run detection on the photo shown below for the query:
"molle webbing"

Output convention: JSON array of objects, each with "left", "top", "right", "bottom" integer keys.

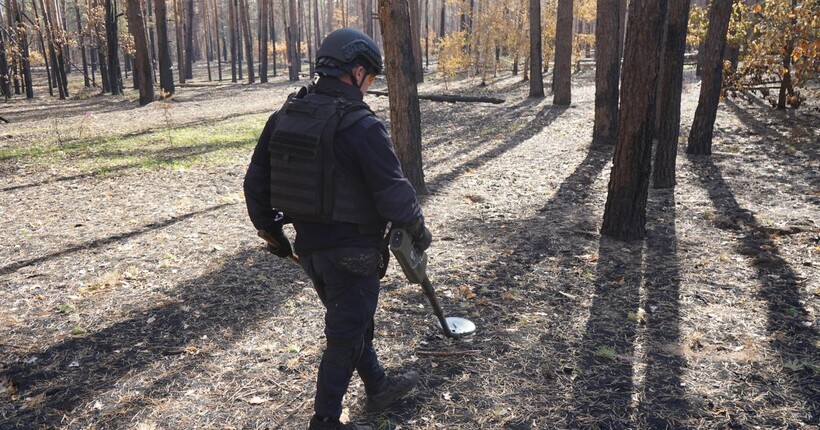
[{"left": 268, "top": 89, "right": 381, "bottom": 232}]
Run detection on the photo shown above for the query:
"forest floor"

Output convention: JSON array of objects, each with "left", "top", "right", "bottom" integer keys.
[{"left": 0, "top": 66, "right": 818, "bottom": 430}]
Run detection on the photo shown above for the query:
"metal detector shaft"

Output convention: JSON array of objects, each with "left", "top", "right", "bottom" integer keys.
[{"left": 421, "top": 277, "right": 456, "bottom": 338}]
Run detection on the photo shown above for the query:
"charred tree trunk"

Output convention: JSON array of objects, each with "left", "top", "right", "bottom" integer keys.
[
  {"left": 45, "top": 0, "right": 69, "bottom": 98},
  {"left": 105, "top": 0, "right": 123, "bottom": 94},
  {"left": 287, "top": 0, "right": 299, "bottom": 81},
  {"left": 777, "top": 0, "right": 797, "bottom": 110},
  {"left": 600, "top": 0, "right": 668, "bottom": 241},
  {"left": 686, "top": 0, "right": 733, "bottom": 156},
  {"left": 409, "top": 0, "right": 423, "bottom": 83},
  {"left": 184, "top": 0, "right": 194, "bottom": 79},
  {"left": 203, "top": 0, "right": 212, "bottom": 80},
  {"left": 228, "top": 0, "right": 238, "bottom": 81},
  {"left": 125, "top": 0, "right": 154, "bottom": 104},
  {"left": 552, "top": 0, "right": 572, "bottom": 104},
  {"left": 12, "top": 0, "right": 34, "bottom": 98},
  {"left": 74, "top": 0, "right": 91, "bottom": 87},
  {"left": 239, "top": 0, "right": 254, "bottom": 83},
  {"left": 592, "top": 0, "right": 622, "bottom": 146},
  {"left": 259, "top": 0, "right": 269, "bottom": 82},
  {"left": 528, "top": 0, "right": 543, "bottom": 97},
  {"left": 33, "top": 0, "right": 55, "bottom": 97},
  {"left": 154, "top": 0, "right": 175, "bottom": 94},
  {"left": 213, "top": 0, "right": 222, "bottom": 80},
  {"left": 146, "top": 0, "right": 157, "bottom": 82},
  {"left": 378, "top": 0, "right": 426, "bottom": 194},
  {"left": 174, "top": 0, "right": 187, "bottom": 83},
  {"left": 653, "top": 0, "right": 691, "bottom": 189}
]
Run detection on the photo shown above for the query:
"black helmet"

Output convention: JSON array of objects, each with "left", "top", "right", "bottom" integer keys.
[{"left": 316, "top": 28, "right": 383, "bottom": 77}]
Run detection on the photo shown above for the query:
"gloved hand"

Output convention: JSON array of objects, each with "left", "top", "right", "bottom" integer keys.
[
  {"left": 406, "top": 218, "right": 432, "bottom": 252},
  {"left": 258, "top": 226, "right": 293, "bottom": 258}
]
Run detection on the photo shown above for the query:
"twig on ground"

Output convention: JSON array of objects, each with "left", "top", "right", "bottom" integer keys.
[{"left": 416, "top": 350, "right": 481, "bottom": 357}]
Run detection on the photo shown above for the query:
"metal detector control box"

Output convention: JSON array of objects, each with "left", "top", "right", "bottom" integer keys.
[{"left": 389, "top": 228, "right": 428, "bottom": 284}]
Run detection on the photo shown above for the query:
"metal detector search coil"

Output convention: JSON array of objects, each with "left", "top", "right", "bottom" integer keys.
[{"left": 389, "top": 228, "right": 476, "bottom": 339}]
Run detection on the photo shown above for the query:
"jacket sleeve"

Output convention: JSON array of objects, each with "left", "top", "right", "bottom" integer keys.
[
  {"left": 243, "top": 113, "right": 279, "bottom": 232},
  {"left": 352, "top": 118, "right": 424, "bottom": 225}
]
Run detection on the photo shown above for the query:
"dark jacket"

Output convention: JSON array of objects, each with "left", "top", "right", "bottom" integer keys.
[{"left": 243, "top": 77, "right": 423, "bottom": 253}]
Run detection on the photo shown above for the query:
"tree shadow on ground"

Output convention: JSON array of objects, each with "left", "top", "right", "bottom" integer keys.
[
  {"left": 641, "top": 189, "right": 689, "bottom": 428},
  {"left": 0, "top": 248, "right": 304, "bottom": 428},
  {"left": 569, "top": 236, "right": 642, "bottom": 428},
  {"left": 406, "top": 145, "right": 615, "bottom": 427},
  {"left": 688, "top": 154, "right": 819, "bottom": 425},
  {"left": 424, "top": 103, "right": 568, "bottom": 193},
  {"left": 0, "top": 203, "right": 233, "bottom": 276}
]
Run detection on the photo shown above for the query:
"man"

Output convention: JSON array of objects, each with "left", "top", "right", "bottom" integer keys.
[{"left": 243, "top": 28, "right": 432, "bottom": 430}]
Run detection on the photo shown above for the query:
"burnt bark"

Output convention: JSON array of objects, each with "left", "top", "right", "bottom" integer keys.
[
  {"left": 125, "top": 0, "right": 154, "bottom": 105},
  {"left": 378, "top": 0, "right": 426, "bottom": 194},
  {"left": 592, "top": 0, "right": 622, "bottom": 146},
  {"left": 686, "top": 0, "right": 733, "bottom": 156},
  {"left": 239, "top": 0, "right": 254, "bottom": 83},
  {"left": 601, "top": 0, "right": 668, "bottom": 241},
  {"left": 528, "top": 0, "right": 543, "bottom": 97},
  {"left": 653, "top": 0, "right": 692, "bottom": 189},
  {"left": 185, "top": 0, "right": 194, "bottom": 79},
  {"left": 552, "top": 0, "right": 573, "bottom": 105},
  {"left": 105, "top": 0, "right": 123, "bottom": 94},
  {"left": 286, "top": 0, "right": 299, "bottom": 80},
  {"left": 259, "top": 0, "right": 269, "bottom": 82},
  {"left": 154, "top": 0, "right": 175, "bottom": 94}
]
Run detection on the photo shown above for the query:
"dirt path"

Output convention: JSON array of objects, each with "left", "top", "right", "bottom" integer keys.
[{"left": 1, "top": 71, "right": 817, "bottom": 429}]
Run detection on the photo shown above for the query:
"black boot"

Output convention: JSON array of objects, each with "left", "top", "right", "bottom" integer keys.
[
  {"left": 365, "top": 370, "right": 420, "bottom": 412},
  {"left": 308, "top": 415, "right": 373, "bottom": 430}
]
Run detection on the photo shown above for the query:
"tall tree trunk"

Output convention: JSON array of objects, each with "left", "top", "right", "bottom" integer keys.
[
  {"left": 0, "top": 22, "right": 9, "bottom": 98},
  {"left": 686, "top": 0, "right": 733, "bottom": 156},
  {"left": 304, "top": 0, "right": 313, "bottom": 77},
  {"left": 75, "top": 0, "right": 91, "bottom": 87},
  {"left": 105, "top": 0, "right": 123, "bottom": 94},
  {"left": 600, "top": 0, "right": 668, "bottom": 241},
  {"left": 49, "top": 0, "right": 70, "bottom": 98},
  {"left": 12, "top": 0, "right": 34, "bottom": 98},
  {"left": 146, "top": 0, "right": 158, "bottom": 82},
  {"left": 125, "top": 0, "right": 154, "bottom": 104},
  {"left": 228, "top": 0, "right": 238, "bottom": 81},
  {"left": 203, "top": 0, "right": 212, "bottom": 80},
  {"left": 213, "top": 0, "right": 223, "bottom": 80},
  {"left": 184, "top": 0, "right": 194, "bottom": 79},
  {"left": 777, "top": 0, "right": 797, "bottom": 109},
  {"left": 239, "top": 0, "right": 254, "bottom": 83},
  {"left": 41, "top": 0, "right": 67, "bottom": 99},
  {"left": 259, "top": 0, "right": 269, "bottom": 82},
  {"left": 271, "top": 0, "right": 277, "bottom": 76},
  {"left": 174, "top": 0, "right": 186, "bottom": 83},
  {"left": 378, "top": 0, "right": 426, "bottom": 194},
  {"left": 33, "top": 0, "right": 55, "bottom": 97},
  {"left": 592, "top": 0, "right": 621, "bottom": 145},
  {"left": 552, "top": 0, "right": 572, "bottom": 104},
  {"left": 409, "top": 0, "right": 423, "bottom": 83},
  {"left": 653, "top": 0, "right": 692, "bottom": 189},
  {"left": 438, "top": 0, "right": 444, "bottom": 37},
  {"left": 528, "top": 0, "right": 543, "bottom": 97},
  {"left": 287, "top": 0, "right": 299, "bottom": 80},
  {"left": 154, "top": 0, "right": 175, "bottom": 94},
  {"left": 326, "top": 0, "right": 333, "bottom": 36}
]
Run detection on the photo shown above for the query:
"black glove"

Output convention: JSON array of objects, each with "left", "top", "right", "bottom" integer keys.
[
  {"left": 406, "top": 218, "right": 432, "bottom": 252},
  {"left": 258, "top": 226, "right": 293, "bottom": 258}
]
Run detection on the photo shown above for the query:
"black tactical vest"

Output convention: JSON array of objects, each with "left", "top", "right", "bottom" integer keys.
[{"left": 269, "top": 86, "right": 381, "bottom": 231}]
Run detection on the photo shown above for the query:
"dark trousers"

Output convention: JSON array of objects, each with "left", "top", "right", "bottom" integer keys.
[{"left": 300, "top": 247, "right": 386, "bottom": 419}]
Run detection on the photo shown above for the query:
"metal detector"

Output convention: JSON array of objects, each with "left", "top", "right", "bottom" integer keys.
[{"left": 389, "top": 228, "right": 476, "bottom": 339}]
